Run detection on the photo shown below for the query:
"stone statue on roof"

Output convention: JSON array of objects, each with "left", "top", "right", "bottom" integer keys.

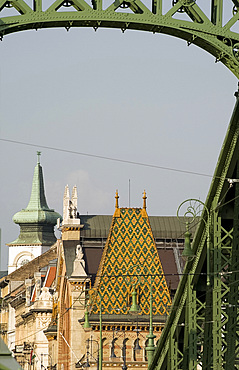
[
  {"left": 71, "top": 245, "right": 87, "bottom": 278},
  {"left": 76, "top": 245, "right": 85, "bottom": 266}
]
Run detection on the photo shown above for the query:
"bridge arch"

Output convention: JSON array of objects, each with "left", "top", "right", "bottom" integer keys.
[{"left": 1, "top": 1, "right": 239, "bottom": 77}]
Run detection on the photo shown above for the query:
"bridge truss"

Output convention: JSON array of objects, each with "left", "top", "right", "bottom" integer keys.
[
  {"left": 149, "top": 93, "right": 239, "bottom": 369},
  {"left": 1, "top": 1, "right": 239, "bottom": 77}
]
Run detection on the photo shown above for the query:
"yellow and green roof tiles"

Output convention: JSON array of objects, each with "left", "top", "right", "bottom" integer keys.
[{"left": 92, "top": 194, "right": 171, "bottom": 316}]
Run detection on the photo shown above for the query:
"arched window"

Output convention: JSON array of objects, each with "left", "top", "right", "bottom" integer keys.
[
  {"left": 102, "top": 338, "right": 107, "bottom": 361},
  {"left": 122, "top": 338, "right": 129, "bottom": 366},
  {"left": 14, "top": 252, "right": 34, "bottom": 270},
  {"left": 110, "top": 338, "right": 117, "bottom": 359},
  {"left": 144, "top": 339, "right": 149, "bottom": 362},
  {"left": 133, "top": 338, "right": 142, "bottom": 361}
]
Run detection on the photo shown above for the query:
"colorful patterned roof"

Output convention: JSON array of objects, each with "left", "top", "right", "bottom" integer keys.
[{"left": 91, "top": 192, "right": 171, "bottom": 316}]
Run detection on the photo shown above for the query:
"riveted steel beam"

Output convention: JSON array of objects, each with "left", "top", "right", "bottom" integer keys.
[{"left": 2, "top": 1, "right": 239, "bottom": 77}]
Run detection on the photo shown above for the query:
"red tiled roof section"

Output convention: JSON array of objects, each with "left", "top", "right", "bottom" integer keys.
[
  {"left": 45, "top": 267, "right": 56, "bottom": 287},
  {"left": 32, "top": 267, "right": 56, "bottom": 302}
]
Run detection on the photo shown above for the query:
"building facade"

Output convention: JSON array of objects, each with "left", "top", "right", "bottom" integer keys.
[
  {"left": 0, "top": 162, "right": 196, "bottom": 370},
  {"left": 44, "top": 188, "right": 194, "bottom": 370},
  {"left": 0, "top": 154, "right": 61, "bottom": 369}
]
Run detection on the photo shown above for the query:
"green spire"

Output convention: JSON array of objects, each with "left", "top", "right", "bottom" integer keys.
[
  {"left": 25, "top": 152, "right": 49, "bottom": 211},
  {"left": 8, "top": 153, "right": 62, "bottom": 246}
]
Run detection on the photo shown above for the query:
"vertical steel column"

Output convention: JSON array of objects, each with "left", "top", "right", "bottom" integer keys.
[
  {"left": 212, "top": 205, "right": 222, "bottom": 369},
  {"left": 181, "top": 275, "right": 197, "bottom": 370},
  {"left": 167, "top": 324, "right": 177, "bottom": 369},
  {"left": 211, "top": 0, "right": 223, "bottom": 25},
  {"left": 225, "top": 165, "right": 239, "bottom": 368},
  {"left": 152, "top": 0, "right": 162, "bottom": 15},
  {"left": 186, "top": 275, "right": 197, "bottom": 370},
  {"left": 202, "top": 289, "right": 213, "bottom": 369},
  {"left": 33, "top": 0, "right": 42, "bottom": 12}
]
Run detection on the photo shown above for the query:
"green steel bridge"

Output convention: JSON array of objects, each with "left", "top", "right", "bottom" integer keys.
[
  {"left": 149, "top": 94, "right": 239, "bottom": 369},
  {"left": 2, "top": 0, "right": 239, "bottom": 368},
  {"left": 1, "top": 0, "right": 239, "bottom": 78}
]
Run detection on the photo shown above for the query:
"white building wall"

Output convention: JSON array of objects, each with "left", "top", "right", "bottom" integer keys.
[
  {"left": 8, "top": 245, "right": 44, "bottom": 274},
  {"left": 7, "top": 304, "right": 16, "bottom": 351}
]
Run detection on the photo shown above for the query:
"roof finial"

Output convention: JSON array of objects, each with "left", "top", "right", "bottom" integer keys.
[
  {"left": 143, "top": 190, "right": 147, "bottom": 210},
  {"left": 37, "top": 151, "right": 41, "bottom": 164},
  {"left": 115, "top": 190, "right": 119, "bottom": 209}
]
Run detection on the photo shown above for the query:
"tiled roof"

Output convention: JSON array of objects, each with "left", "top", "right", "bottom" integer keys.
[
  {"left": 91, "top": 208, "right": 171, "bottom": 316},
  {"left": 80, "top": 215, "right": 196, "bottom": 240}
]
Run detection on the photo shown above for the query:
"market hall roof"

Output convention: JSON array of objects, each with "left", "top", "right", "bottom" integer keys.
[
  {"left": 90, "top": 191, "right": 172, "bottom": 317},
  {"left": 8, "top": 152, "right": 62, "bottom": 246},
  {"left": 63, "top": 216, "right": 196, "bottom": 292},
  {"left": 79, "top": 215, "right": 195, "bottom": 240}
]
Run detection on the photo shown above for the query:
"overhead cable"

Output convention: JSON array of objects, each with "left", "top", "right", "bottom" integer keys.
[{"left": 0, "top": 137, "right": 217, "bottom": 179}]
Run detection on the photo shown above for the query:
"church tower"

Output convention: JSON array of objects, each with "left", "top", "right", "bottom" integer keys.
[{"left": 7, "top": 152, "right": 62, "bottom": 273}]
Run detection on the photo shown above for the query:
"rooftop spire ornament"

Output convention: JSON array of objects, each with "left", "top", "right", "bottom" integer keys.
[
  {"left": 114, "top": 190, "right": 120, "bottom": 217},
  {"left": 115, "top": 189, "right": 119, "bottom": 209},
  {"left": 37, "top": 151, "right": 41, "bottom": 164},
  {"left": 143, "top": 190, "right": 147, "bottom": 210}
]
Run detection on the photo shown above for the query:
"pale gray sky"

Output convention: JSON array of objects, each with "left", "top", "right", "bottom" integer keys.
[{"left": 0, "top": 18, "right": 237, "bottom": 269}]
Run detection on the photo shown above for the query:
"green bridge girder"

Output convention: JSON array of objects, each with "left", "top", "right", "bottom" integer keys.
[
  {"left": 1, "top": 0, "right": 239, "bottom": 78},
  {"left": 149, "top": 92, "right": 239, "bottom": 369}
]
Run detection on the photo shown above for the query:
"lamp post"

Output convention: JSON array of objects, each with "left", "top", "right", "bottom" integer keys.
[
  {"left": 145, "top": 276, "right": 156, "bottom": 367},
  {"left": 177, "top": 198, "right": 210, "bottom": 285},
  {"left": 83, "top": 267, "right": 157, "bottom": 370},
  {"left": 129, "top": 284, "right": 140, "bottom": 315},
  {"left": 127, "top": 271, "right": 155, "bottom": 367},
  {"left": 124, "top": 262, "right": 156, "bottom": 367},
  {"left": 81, "top": 289, "right": 102, "bottom": 370},
  {"left": 125, "top": 264, "right": 141, "bottom": 316},
  {"left": 176, "top": 198, "right": 211, "bottom": 368}
]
